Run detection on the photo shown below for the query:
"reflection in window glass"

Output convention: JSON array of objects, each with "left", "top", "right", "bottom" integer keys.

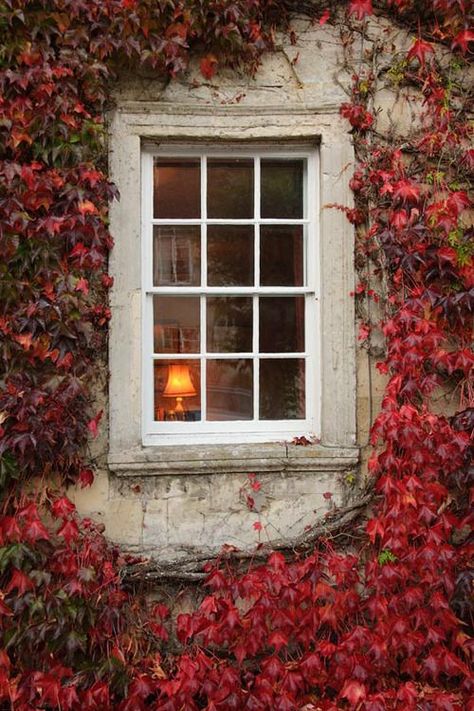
[
  {"left": 153, "top": 226, "right": 201, "bottom": 286},
  {"left": 154, "top": 360, "right": 201, "bottom": 421},
  {"left": 208, "top": 159, "right": 253, "bottom": 219},
  {"left": 208, "top": 225, "right": 254, "bottom": 286},
  {"left": 207, "top": 297, "right": 253, "bottom": 353},
  {"left": 260, "top": 297, "right": 305, "bottom": 353},
  {"left": 153, "top": 296, "right": 200, "bottom": 354},
  {"left": 207, "top": 359, "right": 253, "bottom": 420},
  {"left": 259, "top": 359, "right": 305, "bottom": 419},
  {"left": 261, "top": 160, "right": 304, "bottom": 219},
  {"left": 154, "top": 159, "right": 200, "bottom": 219},
  {"left": 260, "top": 225, "right": 304, "bottom": 286}
]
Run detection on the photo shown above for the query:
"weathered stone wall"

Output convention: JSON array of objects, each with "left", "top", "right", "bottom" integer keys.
[{"left": 70, "top": 11, "right": 429, "bottom": 563}]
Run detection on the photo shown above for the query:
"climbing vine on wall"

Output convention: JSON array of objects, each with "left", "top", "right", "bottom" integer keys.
[{"left": 0, "top": 0, "right": 473, "bottom": 709}]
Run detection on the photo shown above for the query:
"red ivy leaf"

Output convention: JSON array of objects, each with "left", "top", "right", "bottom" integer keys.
[
  {"left": 2, "top": 516, "right": 22, "bottom": 542},
  {"left": 452, "top": 29, "right": 474, "bottom": 54},
  {"left": 200, "top": 54, "right": 218, "bottom": 80},
  {"left": 36, "top": 673, "right": 60, "bottom": 706},
  {"left": 128, "top": 674, "right": 154, "bottom": 699},
  {"left": 57, "top": 519, "right": 80, "bottom": 544},
  {"left": 367, "top": 517, "right": 384, "bottom": 543},
  {"left": 101, "top": 274, "right": 114, "bottom": 288},
  {"left": 348, "top": 0, "right": 373, "bottom": 21},
  {"left": 24, "top": 518, "right": 50, "bottom": 542},
  {"left": 393, "top": 179, "right": 420, "bottom": 204},
  {"left": 5, "top": 568, "right": 35, "bottom": 595},
  {"left": 78, "top": 200, "right": 98, "bottom": 215},
  {"left": 396, "top": 682, "right": 418, "bottom": 706},
  {"left": 319, "top": 8, "right": 330, "bottom": 25},
  {"left": 51, "top": 497, "right": 76, "bottom": 519},
  {"left": 437, "top": 246, "right": 458, "bottom": 265},
  {"left": 176, "top": 614, "right": 193, "bottom": 643},
  {"left": 340, "top": 103, "right": 374, "bottom": 130},
  {"left": 87, "top": 410, "right": 103, "bottom": 438},
  {"left": 79, "top": 468, "right": 94, "bottom": 487},
  {"left": 407, "top": 38, "right": 434, "bottom": 66},
  {"left": 340, "top": 679, "right": 367, "bottom": 705},
  {"left": 83, "top": 681, "right": 110, "bottom": 707},
  {"left": 268, "top": 630, "right": 288, "bottom": 651},
  {"left": 263, "top": 655, "right": 284, "bottom": 679},
  {"left": 152, "top": 603, "right": 170, "bottom": 619},
  {"left": 10, "top": 128, "right": 33, "bottom": 148},
  {"left": 59, "top": 686, "right": 79, "bottom": 709},
  {"left": 75, "top": 277, "right": 89, "bottom": 295},
  {"left": 292, "top": 435, "right": 312, "bottom": 446},
  {"left": 268, "top": 551, "right": 286, "bottom": 571}
]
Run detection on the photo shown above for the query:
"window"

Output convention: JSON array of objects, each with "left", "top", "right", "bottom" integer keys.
[
  {"left": 108, "top": 105, "right": 357, "bottom": 473},
  {"left": 141, "top": 147, "right": 319, "bottom": 444}
]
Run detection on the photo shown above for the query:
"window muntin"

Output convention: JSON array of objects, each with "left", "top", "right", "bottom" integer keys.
[{"left": 142, "top": 147, "right": 318, "bottom": 443}]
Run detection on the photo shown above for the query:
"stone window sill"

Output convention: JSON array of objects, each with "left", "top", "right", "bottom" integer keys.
[{"left": 108, "top": 442, "right": 359, "bottom": 478}]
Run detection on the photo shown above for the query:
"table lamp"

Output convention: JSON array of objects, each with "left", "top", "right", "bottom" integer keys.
[{"left": 163, "top": 363, "right": 196, "bottom": 418}]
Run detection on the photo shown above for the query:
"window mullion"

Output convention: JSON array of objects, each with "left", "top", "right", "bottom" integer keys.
[
  {"left": 142, "top": 153, "right": 155, "bottom": 432},
  {"left": 144, "top": 153, "right": 154, "bottom": 290},
  {"left": 253, "top": 156, "right": 261, "bottom": 422},
  {"left": 201, "top": 154, "right": 207, "bottom": 285},
  {"left": 253, "top": 294, "right": 259, "bottom": 422},
  {"left": 151, "top": 352, "right": 308, "bottom": 360},
  {"left": 145, "top": 286, "right": 313, "bottom": 295},
  {"left": 254, "top": 156, "right": 261, "bottom": 285},
  {"left": 201, "top": 294, "right": 206, "bottom": 423},
  {"left": 201, "top": 154, "right": 207, "bottom": 423},
  {"left": 306, "top": 153, "right": 317, "bottom": 293},
  {"left": 150, "top": 218, "right": 310, "bottom": 225}
]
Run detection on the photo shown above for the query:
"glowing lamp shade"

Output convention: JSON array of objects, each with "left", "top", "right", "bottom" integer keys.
[
  {"left": 163, "top": 364, "right": 196, "bottom": 398},
  {"left": 163, "top": 364, "right": 196, "bottom": 416}
]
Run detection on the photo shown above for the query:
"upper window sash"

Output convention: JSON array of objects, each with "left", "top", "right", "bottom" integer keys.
[{"left": 142, "top": 149, "right": 318, "bottom": 295}]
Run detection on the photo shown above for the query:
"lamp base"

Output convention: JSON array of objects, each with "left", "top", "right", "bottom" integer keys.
[{"left": 167, "top": 396, "right": 185, "bottom": 421}]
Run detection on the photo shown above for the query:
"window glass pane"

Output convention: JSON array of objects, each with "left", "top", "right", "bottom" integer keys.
[
  {"left": 207, "top": 225, "right": 254, "bottom": 286},
  {"left": 154, "top": 360, "right": 201, "bottom": 421},
  {"left": 207, "top": 359, "right": 253, "bottom": 420},
  {"left": 261, "top": 159, "right": 304, "bottom": 219},
  {"left": 153, "top": 296, "right": 200, "bottom": 354},
  {"left": 260, "top": 359, "right": 305, "bottom": 419},
  {"left": 208, "top": 159, "right": 253, "bottom": 218},
  {"left": 154, "top": 159, "right": 200, "bottom": 219},
  {"left": 260, "top": 225, "right": 304, "bottom": 286},
  {"left": 259, "top": 297, "right": 305, "bottom": 352},
  {"left": 207, "top": 297, "right": 252, "bottom": 353},
  {"left": 153, "top": 226, "right": 200, "bottom": 286}
]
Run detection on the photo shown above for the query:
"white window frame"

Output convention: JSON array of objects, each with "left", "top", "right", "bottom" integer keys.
[{"left": 141, "top": 145, "right": 320, "bottom": 445}]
